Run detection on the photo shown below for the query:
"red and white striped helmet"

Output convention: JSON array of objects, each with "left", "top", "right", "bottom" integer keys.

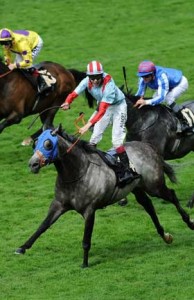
[{"left": 86, "top": 61, "right": 104, "bottom": 75}]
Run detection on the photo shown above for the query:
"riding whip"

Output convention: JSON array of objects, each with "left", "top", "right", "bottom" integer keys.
[{"left": 122, "top": 66, "right": 129, "bottom": 94}]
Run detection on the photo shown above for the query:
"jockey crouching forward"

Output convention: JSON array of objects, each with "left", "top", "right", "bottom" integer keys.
[
  {"left": 61, "top": 60, "right": 140, "bottom": 185},
  {"left": 134, "top": 60, "right": 194, "bottom": 133},
  {"left": 0, "top": 28, "right": 52, "bottom": 94}
]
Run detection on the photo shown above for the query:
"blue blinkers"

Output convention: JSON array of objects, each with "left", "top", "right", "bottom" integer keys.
[{"left": 34, "top": 129, "right": 58, "bottom": 163}]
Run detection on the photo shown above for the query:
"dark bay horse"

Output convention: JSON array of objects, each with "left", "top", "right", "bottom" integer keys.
[
  {"left": 0, "top": 58, "right": 92, "bottom": 139},
  {"left": 15, "top": 126, "right": 194, "bottom": 267}
]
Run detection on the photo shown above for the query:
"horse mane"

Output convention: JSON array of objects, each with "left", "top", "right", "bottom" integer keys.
[{"left": 60, "top": 129, "right": 98, "bottom": 154}]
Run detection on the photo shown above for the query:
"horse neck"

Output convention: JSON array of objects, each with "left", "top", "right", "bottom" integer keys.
[
  {"left": 126, "top": 98, "right": 141, "bottom": 127},
  {"left": 55, "top": 136, "right": 88, "bottom": 181}
]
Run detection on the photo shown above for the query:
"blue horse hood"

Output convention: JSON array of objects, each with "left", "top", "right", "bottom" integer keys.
[{"left": 34, "top": 129, "right": 58, "bottom": 162}]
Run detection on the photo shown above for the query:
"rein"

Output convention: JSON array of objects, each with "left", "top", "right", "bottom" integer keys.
[
  {"left": 66, "top": 113, "right": 86, "bottom": 153},
  {"left": 0, "top": 69, "right": 13, "bottom": 78},
  {"left": 28, "top": 105, "right": 62, "bottom": 129}
]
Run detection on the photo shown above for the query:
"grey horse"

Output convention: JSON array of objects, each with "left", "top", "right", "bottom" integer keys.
[{"left": 15, "top": 127, "right": 194, "bottom": 267}]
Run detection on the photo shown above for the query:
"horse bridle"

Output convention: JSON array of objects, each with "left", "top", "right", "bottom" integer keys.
[{"left": 35, "top": 150, "right": 49, "bottom": 167}]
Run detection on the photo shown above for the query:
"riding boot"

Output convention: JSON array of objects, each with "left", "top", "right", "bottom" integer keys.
[
  {"left": 170, "top": 103, "right": 194, "bottom": 132},
  {"left": 28, "top": 67, "right": 50, "bottom": 94},
  {"left": 117, "top": 150, "right": 140, "bottom": 185},
  {"left": 88, "top": 142, "right": 97, "bottom": 150},
  {"left": 37, "top": 74, "right": 51, "bottom": 94}
]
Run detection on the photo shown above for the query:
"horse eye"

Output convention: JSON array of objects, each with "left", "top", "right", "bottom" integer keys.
[{"left": 43, "top": 139, "right": 53, "bottom": 150}]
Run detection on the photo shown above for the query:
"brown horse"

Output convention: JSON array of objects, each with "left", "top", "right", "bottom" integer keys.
[{"left": 0, "top": 58, "right": 92, "bottom": 142}]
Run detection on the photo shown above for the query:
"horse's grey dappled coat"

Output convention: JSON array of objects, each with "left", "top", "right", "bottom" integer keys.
[{"left": 15, "top": 128, "right": 194, "bottom": 267}]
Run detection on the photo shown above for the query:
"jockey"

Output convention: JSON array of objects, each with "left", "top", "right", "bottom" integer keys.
[
  {"left": 134, "top": 60, "right": 194, "bottom": 132},
  {"left": 61, "top": 60, "right": 140, "bottom": 185},
  {"left": 0, "top": 28, "right": 50, "bottom": 94}
]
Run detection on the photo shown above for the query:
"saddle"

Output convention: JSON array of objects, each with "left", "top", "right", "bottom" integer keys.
[
  {"left": 170, "top": 105, "right": 194, "bottom": 135},
  {"left": 19, "top": 67, "right": 56, "bottom": 95},
  {"left": 92, "top": 147, "right": 137, "bottom": 187}
]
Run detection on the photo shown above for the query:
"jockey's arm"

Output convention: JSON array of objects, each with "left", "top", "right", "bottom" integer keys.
[
  {"left": 61, "top": 91, "right": 79, "bottom": 110},
  {"left": 14, "top": 41, "right": 33, "bottom": 68},
  {"left": 78, "top": 102, "right": 110, "bottom": 135},
  {"left": 3, "top": 47, "right": 12, "bottom": 65}
]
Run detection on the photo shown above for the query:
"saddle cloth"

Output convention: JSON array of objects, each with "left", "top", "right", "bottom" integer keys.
[
  {"left": 19, "top": 68, "right": 56, "bottom": 92},
  {"left": 92, "top": 147, "right": 137, "bottom": 187}
]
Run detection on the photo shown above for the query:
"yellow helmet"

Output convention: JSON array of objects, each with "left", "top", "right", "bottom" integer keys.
[{"left": 0, "top": 28, "right": 13, "bottom": 42}]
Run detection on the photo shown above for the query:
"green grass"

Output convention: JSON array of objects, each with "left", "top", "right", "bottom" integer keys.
[{"left": 1, "top": 0, "right": 194, "bottom": 299}]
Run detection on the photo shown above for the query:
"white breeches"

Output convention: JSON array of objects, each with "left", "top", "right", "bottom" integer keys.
[
  {"left": 153, "top": 76, "right": 189, "bottom": 106},
  {"left": 89, "top": 101, "right": 127, "bottom": 148}
]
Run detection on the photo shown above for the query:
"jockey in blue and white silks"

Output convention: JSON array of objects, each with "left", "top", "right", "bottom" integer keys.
[
  {"left": 135, "top": 62, "right": 188, "bottom": 106},
  {"left": 134, "top": 61, "right": 194, "bottom": 132},
  {"left": 61, "top": 60, "right": 140, "bottom": 185}
]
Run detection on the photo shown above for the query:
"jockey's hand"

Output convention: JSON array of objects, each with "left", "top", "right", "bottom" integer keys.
[
  {"left": 134, "top": 98, "right": 147, "bottom": 109},
  {"left": 8, "top": 63, "right": 16, "bottom": 70},
  {"left": 78, "top": 122, "right": 92, "bottom": 135},
  {"left": 61, "top": 102, "right": 70, "bottom": 110}
]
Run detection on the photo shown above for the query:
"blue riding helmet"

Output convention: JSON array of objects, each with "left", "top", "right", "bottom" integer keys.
[{"left": 34, "top": 129, "right": 58, "bottom": 163}]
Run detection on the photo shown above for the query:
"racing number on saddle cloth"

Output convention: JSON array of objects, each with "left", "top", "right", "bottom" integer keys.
[
  {"left": 38, "top": 70, "right": 56, "bottom": 87},
  {"left": 181, "top": 108, "right": 194, "bottom": 127}
]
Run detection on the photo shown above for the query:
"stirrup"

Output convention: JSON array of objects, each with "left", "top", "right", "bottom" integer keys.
[
  {"left": 38, "top": 84, "right": 50, "bottom": 94},
  {"left": 118, "top": 169, "right": 140, "bottom": 185}
]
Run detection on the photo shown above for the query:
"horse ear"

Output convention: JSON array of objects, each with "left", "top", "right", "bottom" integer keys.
[{"left": 51, "top": 124, "right": 63, "bottom": 136}]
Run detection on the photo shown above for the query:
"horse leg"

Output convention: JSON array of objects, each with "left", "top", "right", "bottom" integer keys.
[
  {"left": 82, "top": 211, "right": 96, "bottom": 268},
  {"left": 158, "top": 187, "right": 194, "bottom": 230},
  {"left": 132, "top": 188, "right": 173, "bottom": 243},
  {"left": 0, "top": 112, "right": 23, "bottom": 133},
  {"left": 21, "top": 128, "right": 43, "bottom": 146},
  {"left": 15, "top": 200, "right": 67, "bottom": 254}
]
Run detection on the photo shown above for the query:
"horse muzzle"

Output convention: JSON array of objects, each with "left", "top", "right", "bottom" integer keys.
[{"left": 29, "top": 150, "right": 48, "bottom": 173}]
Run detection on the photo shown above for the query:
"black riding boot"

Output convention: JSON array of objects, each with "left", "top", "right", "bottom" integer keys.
[
  {"left": 170, "top": 103, "right": 194, "bottom": 132},
  {"left": 117, "top": 151, "right": 140, "bottom": 185},
  {"left": 28, "top": 67, "right": 50, "bottom": 94},
  {"left": 37, "top": 74, "right": 50, "bottom": 94}
]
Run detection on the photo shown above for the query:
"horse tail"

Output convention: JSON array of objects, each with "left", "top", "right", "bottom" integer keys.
[
  {"left": 163, "top": 161, "right": 177, "bottom": 184},
  {"left": 68, "top": 68, "right": 95, "bottom": 108}
]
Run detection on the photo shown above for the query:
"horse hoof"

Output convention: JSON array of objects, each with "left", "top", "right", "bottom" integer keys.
[
  {"left": 21, "top": 137, "right": 33, "bottom": 146},
  {"left": 118, "top": 198, "right": 128, "bottom": 206},
  {"left": 163, "top": 232, "right": 173, "bottom": 244},
  {"left": 15, "top": 248, "right": 25, "bottom": 254},
  {"left": 81, "top": 263, "right": 89, "bottom": 268},
  {"left": 189, "top": 219, "right": 194, "bottom": 230}
]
